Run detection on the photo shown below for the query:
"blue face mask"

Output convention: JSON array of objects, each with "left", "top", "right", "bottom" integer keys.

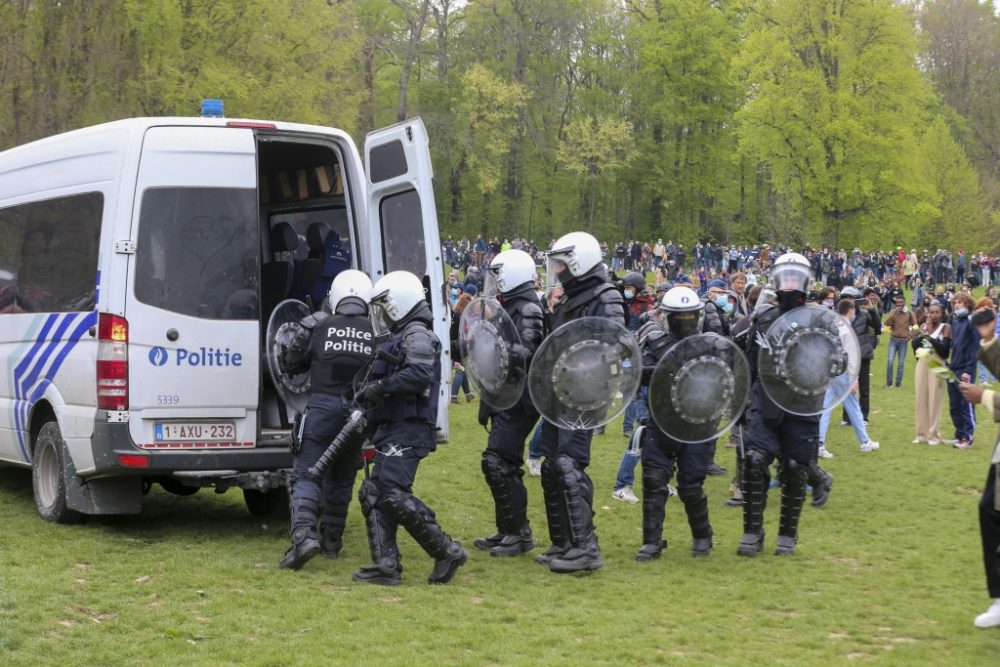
[
  {"left": 954, "top": 307, "right": 968, "bottom": 317},
  {"left": 715, "top": 294, "right": 732, "bottom": 313},
  {"left": 624, "top": 289, "right": 635, "bottom": 299}
]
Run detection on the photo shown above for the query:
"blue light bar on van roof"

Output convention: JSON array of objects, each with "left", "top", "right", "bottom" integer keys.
[{"left": 201, "top": 99, "right": 224, "bottom": 118}]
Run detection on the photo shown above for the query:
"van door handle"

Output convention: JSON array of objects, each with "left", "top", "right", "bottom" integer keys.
[
  {"left": 88, "top": 326, "right": 96, "bottom": 337},
  {"left": 166, "top": 328, "right": 179, "bottom": 342}
]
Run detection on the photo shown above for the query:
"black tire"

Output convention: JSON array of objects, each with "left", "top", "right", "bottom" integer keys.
[
  {"left": 243, "top": 487, "right": 290, "bottom": 520},
  {"left": 32, "top": 421, "right": 85, "bottom": 524},
  {"left": 158, "top": 477, "right": 200, "bottom": 497}
]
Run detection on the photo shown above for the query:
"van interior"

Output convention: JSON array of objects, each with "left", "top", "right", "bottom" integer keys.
[{"left": 255, "top": 138, "right": 355, "bottom": 436}]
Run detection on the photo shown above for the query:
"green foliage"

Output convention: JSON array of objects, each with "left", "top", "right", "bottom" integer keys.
[{"left": 0, "top": 0, "right": 996, "bottom": 249}]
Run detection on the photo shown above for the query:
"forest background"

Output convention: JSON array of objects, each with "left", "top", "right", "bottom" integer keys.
[{"left": 1, "top": 0, "right": 998, "bottom": 251}]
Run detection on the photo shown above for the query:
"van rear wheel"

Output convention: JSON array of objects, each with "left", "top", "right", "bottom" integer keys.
[
  {"left": 243, "top": 488, "right": 290, "bottom": 520},
  {"left": 32, "top": 422, "right": 85, "bottom": 524}
]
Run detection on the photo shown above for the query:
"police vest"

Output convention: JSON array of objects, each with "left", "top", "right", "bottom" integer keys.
[
  {"left": 368, "top": 325, "right": 441, "bottom": 425},
  {"left": 308, "top": 313, "right": 375, "bottom": 395}
]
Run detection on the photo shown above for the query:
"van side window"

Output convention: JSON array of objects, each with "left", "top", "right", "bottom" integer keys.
[
  {"left": 379, "top": 189, "right": 426, "bottom": 276},
  {"left": 134, "top": 187, "right": 258, "bottom": 320},
  {"left": 0, "top": 192, "right": 103, "bottom": 314}
]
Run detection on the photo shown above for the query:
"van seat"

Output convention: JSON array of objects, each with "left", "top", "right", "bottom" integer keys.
[
  {"left": 290, "top": 222, "right": 329, "bottom": 308},
  {"left": 261, "top": 222, "right": 299, "bottom": 322}
]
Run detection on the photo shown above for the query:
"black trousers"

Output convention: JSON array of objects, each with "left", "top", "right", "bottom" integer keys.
[{"left": 980, "top": 463, "right": 1000, "bottom": 598}]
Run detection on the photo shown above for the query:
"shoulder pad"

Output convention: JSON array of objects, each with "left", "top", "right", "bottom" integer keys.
[
  {"left": 300, "top": 313, "right": 327, "bottom": 330},
  {"left": 401, "top": 322, "right": 440, "bottom": 365},
  {"left": 597, "top": 283, "right": 624, "bottom": 304},
  {"left": 637, "top": 319, "right": 663, "bottom": 344}
]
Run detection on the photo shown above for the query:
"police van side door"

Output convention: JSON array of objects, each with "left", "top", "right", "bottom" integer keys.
[
  {"left": 364, "top": 118, "right": 449, "bottom": 442},
  {"left": 124, "top": 126, "right": 260, "bottom": 451}
]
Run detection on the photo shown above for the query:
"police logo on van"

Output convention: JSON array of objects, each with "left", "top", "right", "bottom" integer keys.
[
  {"left": 147, "top": 346, "right": 243, "bottom": 367},
  {"left": 149, "top": 347, "right": 169, "bottom": 366}
]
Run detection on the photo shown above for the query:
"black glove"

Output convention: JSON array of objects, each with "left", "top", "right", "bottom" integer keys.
[
  {"left": 509, "top": 344, "right": 530, "bottom": 365},
  {"left": 357, "top": 380, "right": 386, "bottom": 405},
  {"left": 288, "top": 323, "right": 311, "bottom": 354}
]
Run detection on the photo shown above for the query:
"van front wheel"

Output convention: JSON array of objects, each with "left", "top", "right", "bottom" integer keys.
[{"left": 32, "top": 422, "right": 85, "bottom": 524}]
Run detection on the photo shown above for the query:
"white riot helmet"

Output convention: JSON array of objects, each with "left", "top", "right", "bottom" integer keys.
[
  {"left": 545, "top": 231, "right": 603, "bottom": 288},
  {"left": 486, "top": 249, "right": 536, "bottom": 298},
  {"left": 328, "top": 269, "right": 372, "bottom": 312},
  {"left": 369, "top": 271, "right": 426, "bottom": 335},
  {"left": 770, "top": 252, "right": 812, "bottom": 294},
  {"left": 769, "top": 252, "right": 812, "bottom": 311},
  {"left": 654, "top": 286, "right": 704, "bottom": 339}
]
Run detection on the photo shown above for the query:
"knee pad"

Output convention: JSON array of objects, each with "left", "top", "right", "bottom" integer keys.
[
  {"left": 481, "top": 450, "right": 516, "bottom": 487},
  {"left": 780, "top": 458, "right": 807, "bottom": 485},
  {"left": 743, "top": 450, "right": 770, "bottom": 481},
  {"left": 382, "top": 488, "right": 433, "bottom": 525},
  {"left": 676, "top": 484, "right": 705, "bottom": 505},
  {"left": 358, "top": 479, "right": 381, "bottom": 514},
  {"left": 552, "top": 454, "right": 584, "bottom": 490},
  {"left": 540, "top": 456, "right": 560, "bottom": 487},
  {"left": 641, "top": 466, "right": 671, "bottom": 494}
]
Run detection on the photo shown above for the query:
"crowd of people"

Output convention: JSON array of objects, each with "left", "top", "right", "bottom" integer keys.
[{"left": 279, "top": 231, "right": 999, "bottom": 630}]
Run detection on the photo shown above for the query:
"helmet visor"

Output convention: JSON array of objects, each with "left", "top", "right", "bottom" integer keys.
[
  {"left": 771, "top": 264, "right": 811, "bottom": 293},
  {"left": 484, "top": 268, "right": 502, "bottom": 299},
  {"left": 667, "top": 310, "right": 704, "bottom": 339},
  {"left": 369, "top": 301, "right": 394, "bottom": 337}
]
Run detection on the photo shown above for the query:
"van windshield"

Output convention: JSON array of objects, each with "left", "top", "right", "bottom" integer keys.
[{"left": 134, "top": 187, "right": 258, "bottom": 320}]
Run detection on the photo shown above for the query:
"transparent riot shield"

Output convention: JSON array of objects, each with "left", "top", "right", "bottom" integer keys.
[
  {"left": 265, "top": 299, "right": 312, "bottom": 413},
  {"left": 758, "top": 305, "right": 860, "bottom": 416},
  {"left": 528, "top": 317, "right": 641, "bottom": 430},
  {"left": 648, "top": 333, "right": 750, "bottom": 444},
  {"left": 458, "top": 296, "right": 526, "bottom": 410}
]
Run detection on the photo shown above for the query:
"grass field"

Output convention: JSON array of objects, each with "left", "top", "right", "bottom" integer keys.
[{"left": 2, "top": 339, "right": 999, "bottom": 665}]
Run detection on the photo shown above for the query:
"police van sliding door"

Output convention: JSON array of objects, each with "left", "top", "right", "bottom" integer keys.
[
  {"left": 364, "top": 118, "right": 449, "bottom": 442},
  {"left": 124, "top": 127, "right": 260, "bottom": 451}
]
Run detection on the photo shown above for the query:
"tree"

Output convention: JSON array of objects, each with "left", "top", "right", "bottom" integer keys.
[{"left": 736, "top": 0, "right": 938, "bottom": 248}]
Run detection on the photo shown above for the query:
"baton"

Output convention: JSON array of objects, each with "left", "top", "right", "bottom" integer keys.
[{"left": 307, "top": 408, "right": 366, "bottom": 477}]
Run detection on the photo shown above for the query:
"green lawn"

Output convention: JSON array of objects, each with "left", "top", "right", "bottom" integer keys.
[{"left": 1, "top": 340, "right": 998, "bottom": 666}]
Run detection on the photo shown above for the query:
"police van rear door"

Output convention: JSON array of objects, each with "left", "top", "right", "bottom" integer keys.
[
  {"left": 364, "top": 118, "right": 449, "bottom": 442},
  {"left": 124, "top": 126, "right": 260, "bottom": 451}
]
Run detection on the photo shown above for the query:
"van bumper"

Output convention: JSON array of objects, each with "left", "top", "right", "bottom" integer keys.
[{"left": 91, "top": 412, "right": 293, "bottom": 475}]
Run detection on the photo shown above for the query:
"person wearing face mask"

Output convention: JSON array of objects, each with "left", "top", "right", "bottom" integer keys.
[
  {"left": 818, "top": 287, "right": 837, "bottom": 309},
  {"left": 948, "top": 292, "right": 981, "bottom": 448},
  {"left": 704, "top": 280, "right": 733, "bottom": 336}
]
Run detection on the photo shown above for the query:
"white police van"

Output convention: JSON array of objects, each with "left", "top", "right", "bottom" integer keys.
[{"left": 0, "top": 105, "right": 450, "bottom": 522}]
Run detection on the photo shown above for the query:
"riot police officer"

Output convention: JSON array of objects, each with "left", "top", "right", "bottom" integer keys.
[
  {"left": 636, "top": 287, "right": 716, "bottom": 561},
  {"left": 474, "top": 250, "right": 545, "bottom": 557},
  {"left": 279, "top": 270, "right": 375, "bottom": 570},
  {"left": 739, "top": 252, "right": 829, "bottom": 556},
  {"left": 536, "top": 231, "right": 626, "bottom": 573},
  {"left": 352, "top": 271, "right": 467, "bottom": 585}
]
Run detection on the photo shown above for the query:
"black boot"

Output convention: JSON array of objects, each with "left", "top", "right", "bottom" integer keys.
[
  {"left": 808, "top": 462, "right": 833, "bottom": 508},
  {"left": 352, "top": 480, "right": 401, "bottom": 586},
  {"left": 490, "top": 526, "right": 537, "bottom": 557},
  {"left": 737, "top": 450, "right": 769, "bottom": 557},
  {"left": 474, "top": 533, "right": 504, "bottom": 551},
  {"left": 548, "top": 456, "right": 603, "bottom": 573},
  {"left": 279, "top": 527, "right": 321, "bottom": 570},
  {"left": 535, "top": 457, "right": 569, "bottom": 565},
  {"left": 636, "top": 467, "right": 669, "bottom": 562},
  {"left": 319, "top": 529, "right": 343, "bottom": 559},
  {"left": 776, "top": 459, "right": 807, "bottom": 556},
  {"left": 677, "top": 485, "right": 713, "bottom": 557},
  {"left": 383, "top": 490, "right": 468, "bottom": 585}
]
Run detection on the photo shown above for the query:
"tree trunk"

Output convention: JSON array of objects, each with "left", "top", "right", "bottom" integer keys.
[{"left": 396, "top": 0, "right": 431, "bottom": 122}]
